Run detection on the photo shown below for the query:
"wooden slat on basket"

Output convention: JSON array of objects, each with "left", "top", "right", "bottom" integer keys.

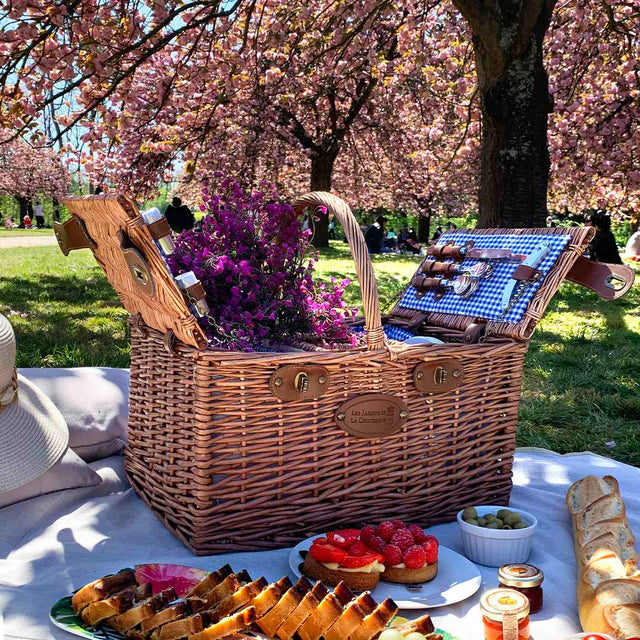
[{"left": 62, "top": 195, "right": 208, "bottom": 349}]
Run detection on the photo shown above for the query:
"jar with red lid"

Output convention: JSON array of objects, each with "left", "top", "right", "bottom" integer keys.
[
  {"left": 481, "top": 588, "right": 531, "bottom": 640},
  {"left": 497, "top": 564, "right": 544, "bottom": 613}
]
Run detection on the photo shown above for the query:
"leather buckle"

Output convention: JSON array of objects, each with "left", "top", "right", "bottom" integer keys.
[
  {"left": 413, "top": 359, "right": 464, "bottom": 394},
  {"left": 270, "top": 365, "right": 330, "bottom": 402}
]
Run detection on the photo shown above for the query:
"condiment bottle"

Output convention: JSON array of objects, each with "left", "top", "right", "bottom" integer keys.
[
  {"left": 175, "top": 271, "right": 210, "bottom": 318},
  {"left": 141, "top": 207, "right": 176, "bottom": 256},
  {"left": 498, "top": 564, "right": 544, "bottom": 613},
  {"left": 480, "top": 588, "right": 530, "bottom": 640}
]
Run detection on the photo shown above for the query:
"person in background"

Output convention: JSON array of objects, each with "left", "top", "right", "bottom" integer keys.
[
  {"left": 404, "top": 227, "right": 422, "bottom": 255},
  {"left": 33, "top": 201, "right": 45, "bottom": 228},
  {"left": 382, "top": 227, "right": 397, "bottom": 253},
  {"left": 328, "top": 216, "right": 336, "bottom": 239},
  {"left": 94, "top": 186, "right": 104, "bottom": 195},
  {"left": 445, "top": 221, "right": 457, "bottom": 232},
  {"left": 365, "top": 215, "right": 386, "bottom": 254},
  {"left": 546, "top": 215, "right": 557, "bottom": 228},
  {"left": 164, "top": 196, "right": 195, "bottom": 233},
  {"left": 23, "top": 214, "right": 32, "bottom": 229},
  {"left": 5, "top": 217, "right": 13, "bottom": 230},
  {"left": 432, "top": 226, "right": 443, "bottom": 242},
  {"left": 624, "top": 229, "right": 640, "bottom": 260},
  {"left": 584, "top": 211, "right": 622, "bottom": 264}
]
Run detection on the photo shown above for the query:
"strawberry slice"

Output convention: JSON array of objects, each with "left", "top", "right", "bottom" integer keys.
[
  {"left": 309, "top": 542, "right": 348, "bottom": 564},
  {"left": 341, "top": 552, "right": 384, "bottom": 569},
  {"left": 327, "top": 529, "right": 361, "bottom": 550}
]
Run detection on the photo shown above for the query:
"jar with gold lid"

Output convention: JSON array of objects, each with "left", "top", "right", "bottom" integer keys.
[
  {"left": 480, "top": 588, "right": 531, "bottom": 640},
  {"left": 497, "top": 564, "right": 544, "bottom": 613}
]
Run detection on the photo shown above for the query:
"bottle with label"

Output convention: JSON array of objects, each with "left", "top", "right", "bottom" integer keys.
[
  {"left": 141, "top": 207, "right": 176, "bottom": 256},
  {"left": 480, "top": 588, "right": 530, "bottom": 640},
  {"left": 175, "top": 271, "right": 210, "bottom": 318}
]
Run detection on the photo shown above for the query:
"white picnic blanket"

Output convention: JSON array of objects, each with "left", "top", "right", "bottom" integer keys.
[{"left": 1, "top": 448, "right": 638, "bottom": 640}]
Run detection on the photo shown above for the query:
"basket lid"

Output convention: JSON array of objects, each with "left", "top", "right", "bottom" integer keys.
[
  {"left": 390, "top": 226, "right": 596, "bottom": 341},
  {"left": 61, "top": 195, "right": 208, "bottom": 350}
]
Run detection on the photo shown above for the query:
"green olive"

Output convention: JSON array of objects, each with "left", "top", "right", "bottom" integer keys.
[
  {"left": 502, "top": 525, "right": 513, "bottom": 530},
  {"left": 497, "top": 509, "right": 513, "bottom": 520},
  {"left": 477, "top": 517, "right": 487, "bottom": 527},
  {"left": 485, "top": 513, "right": 498, "bottom": 521},
  {"left": 462, "top": 507, "right": 478, "bottom": 520},
  {"left": 486, "top": 521, "right": 501, "bottom": 529},
  {"left": 504, "top": 513, "right": 522, "bottom": 526},
  {"left": 513, "top": 521, "right": 528, "bottom": 529},
  {"left": 493, "top": 518, "right": 504, "bottom": 527},
  {"left": 464, "top": 518, "right": 479, "bottom": 526}
]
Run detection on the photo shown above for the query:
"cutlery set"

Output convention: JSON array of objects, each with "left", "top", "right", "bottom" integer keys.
[{"left": 412, "top": 240, "right": 552, "bottom": 315}]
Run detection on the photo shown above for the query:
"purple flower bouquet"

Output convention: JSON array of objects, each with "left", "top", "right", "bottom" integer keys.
[{"left": 167, "top": 178, "right": 359, "bottom": 352}]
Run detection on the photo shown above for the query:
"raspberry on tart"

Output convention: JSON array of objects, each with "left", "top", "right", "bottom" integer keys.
[{"left": 372, "top": 524, "right": 440, "bottom": 585}]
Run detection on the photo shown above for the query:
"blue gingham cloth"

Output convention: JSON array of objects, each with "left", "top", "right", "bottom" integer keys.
[
  {"left": 398, "top": 232, "right": 571, "bottom": 323},
  {"left": 352, "top": 324, "right": 415, "bottom": 341}
]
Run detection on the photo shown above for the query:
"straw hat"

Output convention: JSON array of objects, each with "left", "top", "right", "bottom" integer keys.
[{"left": 0, "top": 313, "right": 69, "bottom": 493}]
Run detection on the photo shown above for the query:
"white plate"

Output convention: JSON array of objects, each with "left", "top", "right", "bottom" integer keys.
[{"left": 289, "top": 537, "right": 481, "bottom": 609}]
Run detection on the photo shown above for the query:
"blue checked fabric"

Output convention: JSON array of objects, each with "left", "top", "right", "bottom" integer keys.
[
  {"left": 352, "top": 324, "right": 416, "bottom": 341},
  {"left": 398, "top": 232, "right": 571, "bottom": 323}
]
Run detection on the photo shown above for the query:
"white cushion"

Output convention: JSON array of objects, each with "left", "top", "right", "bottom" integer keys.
[
  {"left": 18, "top": 368, "right": 128, "bottom": 462},
  {"left": 0, "top": 448, "right": 101, "bottom": 508}
]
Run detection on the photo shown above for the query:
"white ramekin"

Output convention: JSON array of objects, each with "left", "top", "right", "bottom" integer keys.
[{"left": 456, "top": 505, "right": 538, "bottom": 567}]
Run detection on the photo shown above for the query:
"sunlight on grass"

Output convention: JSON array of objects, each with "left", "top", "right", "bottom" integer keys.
[{"left": 0, "top": 243, "right": 638, "bottom": 466}]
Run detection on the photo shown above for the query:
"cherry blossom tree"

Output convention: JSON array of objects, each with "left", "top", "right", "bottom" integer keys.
[
  {"left": 0, "top": 0, "right": 639, "bottom": 235},
  {"left": 0, "top": 135, "right": 69, "bottom": 225}
]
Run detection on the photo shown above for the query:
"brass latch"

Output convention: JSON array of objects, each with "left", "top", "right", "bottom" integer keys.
[
  {"left": 295, "top": 372, "right": 310, "bottom": 392},
  {"left": 413, "top": 359, "right": 464, "bottom": 395},
  {"left": 270, "top": 365, "right": 330, "bottom": 402}
]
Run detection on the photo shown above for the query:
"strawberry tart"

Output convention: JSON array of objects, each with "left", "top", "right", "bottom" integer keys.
[
  {"left": 301, "top": 523, "right": 439, "bottom": 590},
  {"left": 301, "top": 529, "right": 386, "bottom": 591},
  {"left": 362, "top": 521, "right": 439, "bottom": 584}
]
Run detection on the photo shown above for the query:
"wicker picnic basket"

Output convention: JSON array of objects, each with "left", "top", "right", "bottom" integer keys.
[{"left": 59, "top": 191, "right": 634, "bottom": 555}]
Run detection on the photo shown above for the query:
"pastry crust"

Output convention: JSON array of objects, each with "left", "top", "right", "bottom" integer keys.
[
  {"left": 381, "top": 561, "right": 438, "bottom": 584},
  {"left": 301, "top": 554, "right": 381, "bottom": 592}
]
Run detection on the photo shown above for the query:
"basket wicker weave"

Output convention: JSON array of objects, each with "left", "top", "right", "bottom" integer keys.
[{"left": 60, "top": 191, "right": 629, "bottom": 555}]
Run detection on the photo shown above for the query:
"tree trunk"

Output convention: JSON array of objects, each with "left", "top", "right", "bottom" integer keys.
[
  {"left": 17, "top": 196, "right": 28, "bottom": 228},
  {"left": 463, "top": 2, "right": 555, "bottom": 228},
  {"left": 53, "top": 197, "right": 61, "bottom": 223},
  {"left": 309, "top": 151, "right": 338, "bottom": 247},
  {"left": 418, "top": 214, "right": 431, "bottom": 243}
]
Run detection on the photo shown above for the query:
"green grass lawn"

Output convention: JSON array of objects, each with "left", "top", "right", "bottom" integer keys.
[
  {"left": 1, "top": 242, "right": 638, "bottom": 465},
  {"left": 0, "top": 228, "right": 54, "bottom": 237}
]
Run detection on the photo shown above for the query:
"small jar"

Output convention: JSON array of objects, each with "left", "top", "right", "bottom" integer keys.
[
  {"left": 141, "top": 207, "right": 176, "bottom": 256},
  {"left": 481, "top": 588, "right": 530, "bottom": 640},
  {"left": 498, "top": 564, "right": 544, "bottom": 613}
]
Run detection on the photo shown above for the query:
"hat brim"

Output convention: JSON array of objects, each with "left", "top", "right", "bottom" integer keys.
[{"left": 0, "top": 374, "right": 69, "bottom": 493}]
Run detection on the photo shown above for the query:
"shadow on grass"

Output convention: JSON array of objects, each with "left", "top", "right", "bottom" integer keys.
[
  {"left": 519, "top": 280, "right": 640, "bottom": 466},
  {"left": 0, "top": 273, "right": 129, "bottom": 368}
]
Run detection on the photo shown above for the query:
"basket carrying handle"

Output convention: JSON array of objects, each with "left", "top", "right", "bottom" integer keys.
[{"left": 293, "top": 191, "right": 385, "bottom": 351}]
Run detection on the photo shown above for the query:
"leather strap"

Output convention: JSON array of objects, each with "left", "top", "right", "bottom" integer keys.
[
  {"left": 512, "top": 264, "right": 542, "bottom": 281},
  {"left": 412, "top": 275, "right": 443, "bottom": 292},
  {"left": 420, "top": 261, "right": 458, "bottom": 277},
  {"left": 184, "top": 282, "right": 206, "bottom": 302},
  {"left": 462, "top": 321, "right": 486, "bottom": 344},
  {"left": 147, "top": 217, "right": 172, "bottom": 240},
  {"left": 53, "top": 217, "right": 97, "bottom": 256},
  {"left": 566, "top": 256, "right": 635, "bottom": 300}
]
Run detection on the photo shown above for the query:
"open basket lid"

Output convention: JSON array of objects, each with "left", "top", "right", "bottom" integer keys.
[
  {"left": 59, "top": 195, "right": 209, "bottom": 349},
  {"left": 390, "top": 226, "right": 634, "bottom": 341}
]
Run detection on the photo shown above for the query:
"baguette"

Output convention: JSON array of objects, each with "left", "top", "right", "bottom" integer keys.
[
  {"left": 567, "top": 474, "right": 640, "bottom": 637},
  {"left": 349, "top": 597, "right": 398, "bottom": 640}
]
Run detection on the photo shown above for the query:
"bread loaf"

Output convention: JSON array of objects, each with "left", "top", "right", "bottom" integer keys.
[{"left": 567, "top": 474, "right": 640, "bottom": 638}]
